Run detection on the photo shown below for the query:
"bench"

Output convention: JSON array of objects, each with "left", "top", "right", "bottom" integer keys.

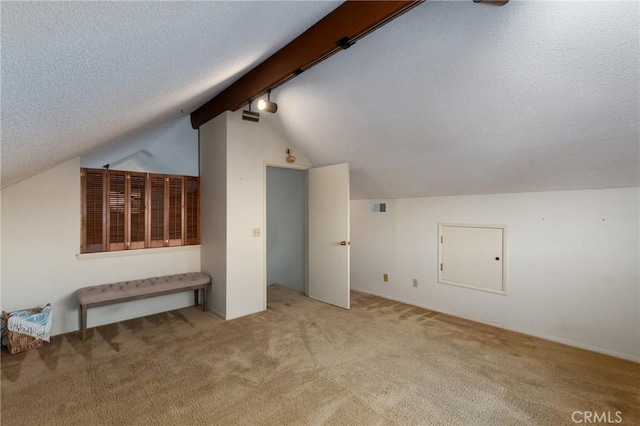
[{"left": 75, "top": 272, "right": 210, "bottom": 341}]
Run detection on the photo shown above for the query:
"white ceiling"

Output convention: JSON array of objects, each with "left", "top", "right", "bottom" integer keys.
[
  {"left": 2, "top": 1, "right": 638, "bottom": 199},
  {"left": 0, "top": 1, "right": 338, "bottom": 188}
]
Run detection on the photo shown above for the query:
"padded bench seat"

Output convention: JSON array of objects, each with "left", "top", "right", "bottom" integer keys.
[{"left": 76, "top": 272, "right": 210, "bottom": 340}]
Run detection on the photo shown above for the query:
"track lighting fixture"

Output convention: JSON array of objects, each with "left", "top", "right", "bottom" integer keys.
[
  {"left": 257, "top": 89, "right": 278, "bottom": 113},
  {"left": 242, "top": 100, "right": 260, "bottom": 123}
]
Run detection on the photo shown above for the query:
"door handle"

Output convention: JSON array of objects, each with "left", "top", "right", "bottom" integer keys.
[{"left": 340, "top": 241, "right": 350, "bottom": 246}]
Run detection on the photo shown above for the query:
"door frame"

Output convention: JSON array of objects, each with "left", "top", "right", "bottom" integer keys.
[{"left": 263, "top": 161, "right": 311, "bottom": 310}]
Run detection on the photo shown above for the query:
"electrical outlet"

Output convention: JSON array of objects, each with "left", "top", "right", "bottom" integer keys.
[
  {"left": 252, "top": 228, "right": 261, "bottom": 238},
  {"left": 383, "top": 273, "right": 388, "bottom": 282},
  {"left": 413, "top": 278, "right": 418, "bottom": 288}
]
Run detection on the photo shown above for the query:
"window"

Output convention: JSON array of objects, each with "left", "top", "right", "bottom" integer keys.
[{"left": 80, "top": 168, "right": 200, "bottom": 253}]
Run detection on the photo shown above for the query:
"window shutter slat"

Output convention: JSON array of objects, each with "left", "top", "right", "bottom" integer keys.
[
  {"left": 129, "top": 173, "right": 146, "bottom": 249},
  {"left": 82, "top": 168, "right": 106, "bottom": 253},
  {"left": 168, "top": 176, "right": 183, "bottom": 246},
  {"left": 108, "top": 171, "right": 126, "bottom": 251},
  {"left": 150, "top": 175, "right": 165, "bottom": 247},
  {"left": 185, "top": 176, "right": 200, "bottom": 245}
]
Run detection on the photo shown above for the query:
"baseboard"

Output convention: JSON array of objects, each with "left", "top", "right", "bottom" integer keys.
[{"left": 351, "top": 288, "right": 640, "bottom": 363}]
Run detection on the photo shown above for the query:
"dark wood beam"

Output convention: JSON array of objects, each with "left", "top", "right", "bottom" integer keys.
[{"left": 190, "top": 0, "right": 424, "bottom": 129}]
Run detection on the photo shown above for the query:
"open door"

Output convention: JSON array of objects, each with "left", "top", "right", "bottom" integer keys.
[{"left": 308, "top": 162, "right": 350, "bottom": 309}]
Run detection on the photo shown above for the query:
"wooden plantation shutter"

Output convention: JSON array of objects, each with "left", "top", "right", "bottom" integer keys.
[
  {"left": 81, "top": 169, "right": 199, "bottom": 253},
  {"left": 107, "top": 171, "right": 126, "bottom": 251},
  {"left": 149, "top": 175, "right": 166, "bottom": 248},
  {"left": 167, "top": 176, "right": 184, "bottom": 246},
  {"left": 129, "top": 172, "right": 147, "bottom": 249},
  {"left": 185, "top": 176, "right": 200, "bottom": 245},
  {"left": 81, "top": 168, "right": 106, "bottom": 253}
]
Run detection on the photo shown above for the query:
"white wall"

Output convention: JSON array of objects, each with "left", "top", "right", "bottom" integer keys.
[
  {"left": 81, "top": 115, "right": 199, "bottom": 176},
  {"left": 1, "top": 158, "right": 201, "bottom": 336},
  {"left": 200, "top": 113, "right": 228, "bottom": 318},
  {"left": 351, "top": 188, "right": 640, "bottom": 361},
  {"left": 266, "top": 167, "right": 307, "bottom": 292},
  {"left": 226, "top": 111, "right": 311, "bottom": 319},
  {"left": 199, "top": 111, "right": 311, "bottom": 320}
]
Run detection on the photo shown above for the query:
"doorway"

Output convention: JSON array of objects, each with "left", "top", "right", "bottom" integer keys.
[{"left": 266, "top": 166, "right": 307, "bottom": 295}]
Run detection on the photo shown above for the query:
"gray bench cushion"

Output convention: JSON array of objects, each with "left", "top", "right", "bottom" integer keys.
[{"left": 76, "top": 272, "right": 210, "bottom": 306}]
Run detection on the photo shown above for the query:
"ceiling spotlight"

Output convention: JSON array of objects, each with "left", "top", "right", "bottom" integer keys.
[
  {"left": 242, "top": 100, "right": 260, "bottom": 123},
  {"left": 257, "top": 89, "right": 278, "bottom": 113}
]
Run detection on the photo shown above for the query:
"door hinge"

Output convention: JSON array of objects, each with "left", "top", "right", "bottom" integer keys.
[
  {"left": 440, "top": 263, "right": 443, "bottom": 271},
  {"left": 441, "top": 236, "right": 443, "bottom": 243}
]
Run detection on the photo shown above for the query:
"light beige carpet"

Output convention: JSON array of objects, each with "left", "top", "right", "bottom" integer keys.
[{"left": 1, "top": 285, "right": 638, "bottom": 425}]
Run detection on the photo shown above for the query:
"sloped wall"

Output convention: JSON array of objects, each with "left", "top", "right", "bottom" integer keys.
[{"left": 81, "top": 115, "right": 198, "bottom": 176}]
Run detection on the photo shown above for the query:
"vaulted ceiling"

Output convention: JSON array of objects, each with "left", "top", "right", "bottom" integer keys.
[{"left": 2, "top": 1, "right": 638, "bottom": 198}]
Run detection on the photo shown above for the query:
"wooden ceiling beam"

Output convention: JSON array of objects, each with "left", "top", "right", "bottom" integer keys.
[{"left": 190, "top": 0, "right": 424, "bottom": 129}]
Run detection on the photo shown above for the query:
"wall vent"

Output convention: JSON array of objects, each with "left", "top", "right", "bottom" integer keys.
[{"left": 372, "top": 202, "right": 388, "bottom": 213}]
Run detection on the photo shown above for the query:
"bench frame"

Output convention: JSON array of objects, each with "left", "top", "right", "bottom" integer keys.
[{"left": 80, "top": 283, "right": 208, "bottom": 341}]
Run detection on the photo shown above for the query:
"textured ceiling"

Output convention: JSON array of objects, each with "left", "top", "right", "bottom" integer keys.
[
  {"left": 0, "top": 1, "right": 338, "bottom": 188},
  {"left": 268, "top": 0, "right": 639, "bottom": 199},
  {"left": 2, "top": 1, "right": 639, "bottom": 199}
]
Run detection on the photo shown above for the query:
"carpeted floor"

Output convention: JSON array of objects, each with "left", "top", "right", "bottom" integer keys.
[{"left": 1, "top": 285, "right": 638, "bottom": 425}]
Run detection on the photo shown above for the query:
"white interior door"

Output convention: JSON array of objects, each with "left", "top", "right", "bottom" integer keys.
[{"left": 308, "top": 162, "right": 350, "bottom": 309}]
